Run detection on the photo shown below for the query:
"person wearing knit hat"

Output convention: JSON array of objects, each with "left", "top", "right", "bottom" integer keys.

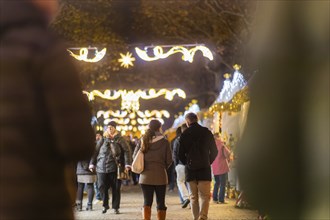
[
  {"left": 91, "top": 120, "right": 132, "bottom": 214},
  {"left": 107, "top": 121, "right": 117, "bottom": 128}
]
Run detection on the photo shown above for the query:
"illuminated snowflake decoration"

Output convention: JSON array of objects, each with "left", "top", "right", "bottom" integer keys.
[{"left": 118, "top": 52, "right": 136, "bottom": 68}]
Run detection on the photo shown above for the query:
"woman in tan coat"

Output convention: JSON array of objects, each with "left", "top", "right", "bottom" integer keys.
[{"left": 133, "top": 120, "right": 173, "bottom": 220}]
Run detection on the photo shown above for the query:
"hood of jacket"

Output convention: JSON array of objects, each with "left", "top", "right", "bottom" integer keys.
[{"left": 151, "top": 135, "right": 164, "bottom": 143}]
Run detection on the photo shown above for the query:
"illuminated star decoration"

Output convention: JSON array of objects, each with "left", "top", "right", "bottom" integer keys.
[{"left": 118, "top": 52, "right": 136, "bottom": 68}]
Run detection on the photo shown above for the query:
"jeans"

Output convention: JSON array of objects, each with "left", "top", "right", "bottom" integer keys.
[
  {"left": 140, "top": 184, "right": 167, "bottom": 210},
  {"left": 213, "top": 173, "right": 228, "bottom": 203},
  {"left": 188, "top": 180, "right": 211, "bottom": 220},
  {"left": 94, "top": 181, "right": 101, "bottom": 200},
  {"left": 175, "top": 164, "right": 190, "bottom": 201},
  {"left": 97, "top": 172, "right": 119, "bottom": 209}
]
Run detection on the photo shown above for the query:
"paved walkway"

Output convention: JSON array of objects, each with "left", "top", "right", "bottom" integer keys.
[{"left": 75, "top": 184, "right": 258, "bottom": 220}]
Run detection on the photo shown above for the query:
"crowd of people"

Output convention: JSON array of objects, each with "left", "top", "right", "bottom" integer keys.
[
  {"left": 4, "top": 1, "right": 325, "bottom": 220},
  {"left": 71, "top": 112, "right": 234, "bottom": 220},
  {"left": 0, "top": 3, "right": 235, "bottom": 220}
]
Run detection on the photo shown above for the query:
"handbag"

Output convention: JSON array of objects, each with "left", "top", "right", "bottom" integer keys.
[
  {"left": 131, "top": 150, "right": 144, "bottom": 174},
  {"left": 117, "top": 163, "right": 129, "bottom": 180}
]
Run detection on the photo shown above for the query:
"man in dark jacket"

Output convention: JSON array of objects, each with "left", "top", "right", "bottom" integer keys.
[
  {"left": 92, "top": 121, "right": 132, "bottom": 214},
  {"left": 179, "top": 113, "right": 218, "bottom": 220},
  {"left": 0, "top": 1, "right": 95, "bottom": 219}
]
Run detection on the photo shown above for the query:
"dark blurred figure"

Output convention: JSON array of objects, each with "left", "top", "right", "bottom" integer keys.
[
  {"left": 0, "top": 0, "right": 95, "bottom": 219},
  {"left": 237, "top": 1, "right": 329, "bottom": 220},
  {"left": 179, "top": 112, "right": 218, "bottom": 220}
]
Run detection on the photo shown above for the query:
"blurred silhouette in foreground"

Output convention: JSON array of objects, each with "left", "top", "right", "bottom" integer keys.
[
  {"left": 237, "top": 1, "right": 329, "bottom": 220},
  {"left": 0, "top": 0, "right": 95, "bottom": 219}
]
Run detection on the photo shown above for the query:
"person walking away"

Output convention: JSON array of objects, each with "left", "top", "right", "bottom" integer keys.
[
  {"left": 0, "top": 1, "right": 95, "bottom": 219},
  {"left": 211, "top": 134, "right": 231, "bottom": 204},
  {"left": 173, "top": 124, "right": 190, "bottom": 208},
  {"left": 133, "top": 119, "right": 173, "bottom": 220},
  {"left": 178, "top": 113, "right": 218, "bottom": 220}
]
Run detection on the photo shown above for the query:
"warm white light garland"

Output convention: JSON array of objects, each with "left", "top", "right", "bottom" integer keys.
[
  {"left": 97, "top": 109, "right": 169, "bottom": 134},
  {"left": 67, "top": 44, "right": 213, "bottom": 66},
  {"left": 67, "top": 47, "right": 106, "bottom": 62},
  {"left": 135, "top": 45, "right": 213, "bottom": 63},
  {"left": 83, "top": 88, "right": 186, "bottom": 112}
]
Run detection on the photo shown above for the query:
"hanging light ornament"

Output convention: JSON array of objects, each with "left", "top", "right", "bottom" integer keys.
[
  {"left": 67, "top": 47, "right": 106, "bottom": 62},
  {"left": 83, "top": 88, "right": 186, "bottom": 112},
  {"left": 135, "top": 44, "right": 213, "bottom": 63},
  {"left": 118, "top": 52, "right": 135, "bottom": 68},
  {"left": 97, "top": 109, "right": 170, "bottom": 135}
]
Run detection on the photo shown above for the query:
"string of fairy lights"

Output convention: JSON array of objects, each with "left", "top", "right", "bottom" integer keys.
[
  {"left": 69, "top": 45, "right": 249, "bottom": 134},
  {"left": 84, "top": 88, "right": 186, "bottom": 135},
  {"left": 67, "top": 44, "right": 214, "bottom": 68},
  {"left": 69, "top": 44, "right": 213, "bottom": 134}
]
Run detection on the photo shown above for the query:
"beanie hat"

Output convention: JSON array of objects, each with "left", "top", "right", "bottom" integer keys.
[{"left": 108, "top": 121, "right": 117, "bottom": 128}]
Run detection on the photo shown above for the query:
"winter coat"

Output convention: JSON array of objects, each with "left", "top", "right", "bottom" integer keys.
[
  {"left": 92, "top": 134, "right": 132, "bottom": 173},
  {"left": 133, "top": 134, "right": 173, "bottom": 185},
  {"left": 76, "top": 160, "right": 95, "bottom": 175},
  {"left": 112, "top": 133, "right": 132, "bottom": 167},
  {"left": 178, "top": 122, "right": 218, "bottom": 182},
  {"left": 211, "top": 139, "right": 231, "bottom": 175},
  {"left": 93, "top": 138, "right": 119, "bottom": 173},
  {"left": 0, "top": 2, "right": 95, "bottom": 220}
]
